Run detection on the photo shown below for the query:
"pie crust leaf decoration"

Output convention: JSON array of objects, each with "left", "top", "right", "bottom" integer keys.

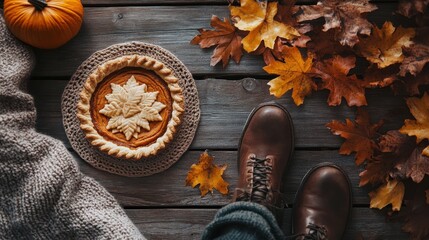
[
  {"left": 77, "top": 55, "right": 185, "bottom": 160},
  {"left": 99, "top": 75, "right": 166, "bottom": 141}
]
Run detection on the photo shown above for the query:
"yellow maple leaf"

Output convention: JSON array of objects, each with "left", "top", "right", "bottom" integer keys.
[
  {"left": 263, "top": 46, "right": 315, "bottom": 105},
  {"left": 400, "top": 92, "right": 429, "bottom": 157},
  {"left": 369, "top": 178, "right": 405, "bottom": 211},
  {"left": 185, "top": 150, "right": 229, "bottom": 197},
  {"left": 230, "top": 0, "right": 299, "bottom": 53},
  {"left": 357, "top": 21, "right": 415, "bottom": 68}
]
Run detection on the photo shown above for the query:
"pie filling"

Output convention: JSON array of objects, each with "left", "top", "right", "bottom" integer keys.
[{"left": 90, "top": 67, "right": 173, "bottom": 150}]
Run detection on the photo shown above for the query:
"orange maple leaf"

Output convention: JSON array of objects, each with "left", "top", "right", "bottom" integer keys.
[
  {"left": 369, "top": 178, "right": 405, "bottom": 211},
  {"left": 229, "top": 0, "right": 299, "bottom": 52},
  {"left": 326, "top": 108, "right": 384, "bottom": 165},
  {"left": 185, "top": 150, "right": 229, "bottom": 197},
  {"left": 263, "top": 46, "right": 316, "bottom": 105},
  {"left": 357, "top": 21, "right": 415, "bottom": 68},
  {"left": 313, "top": 55, "right": 367, "bottom": 106},
  {"left": 191, "top": 15, "right": 243, "bottom": 68},
  {"left": 400, "top": 92, "right": 429, "bottom": 157}
]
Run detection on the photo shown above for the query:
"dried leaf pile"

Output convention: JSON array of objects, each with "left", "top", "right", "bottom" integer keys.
[{"left": 191, "top": 0, "right": 429, "bottom": 238}]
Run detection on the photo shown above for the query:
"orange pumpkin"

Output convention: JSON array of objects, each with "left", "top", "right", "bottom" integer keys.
[{"left": 3, "top": 0, "right": 84, "bottom": 49}]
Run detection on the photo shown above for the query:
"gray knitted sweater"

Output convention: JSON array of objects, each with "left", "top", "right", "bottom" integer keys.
[{"left": 0, "top": 12, "right": 145, "bottom": 239}]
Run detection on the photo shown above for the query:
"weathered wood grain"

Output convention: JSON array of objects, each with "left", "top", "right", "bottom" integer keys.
[
  {"left": 32, "top": 4, "right": 397, "bottom": 77},
  {"left": 125, "top": 208, "right": 407, "bottom": 239},
  {"left": 29, "top": 79, "right": 410, "bottom": 149},
  {"left": 76, "top": 149, "right": 367, "bottom": 206}
]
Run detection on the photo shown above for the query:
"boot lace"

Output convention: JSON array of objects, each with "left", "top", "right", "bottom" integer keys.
[
  {"left": 236, "top": 156, "right": 272, "bottom": 203},
  {"left": 286, "top": 224, "right": 328, "bottom": 240}
]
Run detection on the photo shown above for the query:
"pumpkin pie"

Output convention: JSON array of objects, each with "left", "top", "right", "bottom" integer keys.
[{"left": 77, "top": 55, "right": 184, "bottom": 160}]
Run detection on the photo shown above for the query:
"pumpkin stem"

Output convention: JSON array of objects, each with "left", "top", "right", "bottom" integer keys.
[{"left": 28, "top": 0, "right": 47, "bottom": 11}]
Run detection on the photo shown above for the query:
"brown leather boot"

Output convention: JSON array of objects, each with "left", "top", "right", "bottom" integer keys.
[
  {"left": 292, "top": 163, "right": 352, "bottom": 240},
  {"left": 233, "top": 102, "right": 294, "bottom": 222}
]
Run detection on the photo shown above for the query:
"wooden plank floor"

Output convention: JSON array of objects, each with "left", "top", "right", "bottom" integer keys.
[{"left": 28, "top": 1, "right": 409, "bottom": 239}]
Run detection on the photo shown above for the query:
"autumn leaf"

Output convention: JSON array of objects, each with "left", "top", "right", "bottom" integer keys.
[
  {"left": 252, "top": 38, "right": 288, "bottom": 65},
  {"left": 399, "top": 44, "right": 429, "bottom": 77},
  {"left": 306, "top": 27, "right": 353, "bottom": 59},
  {"left": 263, "top": 46, "right": 316, "bottom": 105},
  {"left": 185, "top": 150, "right": 229, "bottom": 197},
  {"left": 359, "top": 130, "right": 429, "bottom": 184},
  {"left": 400, "top": 27, "right": 429, "bottom": 75},
  {"left": 369, "top": 178, "right": 405, "bottom": 211},
  {"left": 359, "top": 159, "right": 394, "bottom": 187},
  {"left": 191, "top": 15, "right": 243, "bottom": 67},
  {"left": 295, "top": 0, "right": 377, "bottom": 47},
  {"left": 357, "top": 22, "right": 415, "bottom": 69},
  {"left": 402, "top": 67, "right": 429, "bottom": 96},
  {"left": 230, "top": 0, "right": 300, "bottom": 52},
  {"left": 326, "top": 108, "right": 384, "bottom": 165},
  {"left": 397, "top": 0, "right": 429, "bottom": 17},
  {"left": 374, "top": 129, "right": 429, "bottom": 184},
  {"left": 399, "top": 183, "right": 429, "bottom": 240},
  {"left": 376, "top": 131, "right": 429, "bottom": 184},
  {"left": 359, "top": 131, "right": 408, "bottom": 186},
  {"left": 363, "top": 64, "right": 399, "bottom": 88},
  {"left": 274, "top": 0, "right": 311, "bottom": 47},
  {"left": 393, "top": 146, "right": 429, "bottom": 183},
  {"left": 400, "top": 92, "right": 429, "bottom": 156},
  {"left": 313, "top": 55, "right": 367, "bottom": 106}
]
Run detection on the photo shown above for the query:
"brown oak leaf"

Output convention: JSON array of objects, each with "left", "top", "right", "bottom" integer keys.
[
  {"left": 400, "top": 92, "right": 429, "bottom": 156},
  {"left": 359, "top": 131, "right": 409, "bottom": 186},
  {"left": 402, "top": 66, "right": 429, "bottom": 96},
  {"left": 393, "top": 146, "right": 429, "bottom": 183},
  {"left": 363, "top": 64, "right": 399, "bottom": 89},
  {"left": 400, "top": 44, "right": 429, "bottom": 77},
  {"left": 256, "top": 37, "right": 310, "bottom": 65},
  {"left": 295, "top": 0, "right": 377, "bottom": 47},
  {"left": 378, "top": 130, "right": 414, "bottom": 156},
  {"left": 185, "top": 150, "right": 229, "bottom": 197},
  {"left": 357, "top": 22, "right": 415, "bottom": 69},
  {"left": 359, "top": 159, "right": 394, "bottom": 186},
  {"left": 191, "top": 16, "right": 243, "bottom": 68},
  {"left": 274, "top": 0, "right": 311, "bottom": 48},
  {"left": 253, "top": 38, "right": 289, "bottom": 65},
  {"left": 263, "top": 46, "right": 316, "bottom": 105},
  {"left": 399, "top": 183, "right": 429, "bottom": 240},
  {"left": 399, "top": 26, "right": 429, "bottom": 77},
  {"left": 397, "top": 0, "right": 429, "bottom": 17},
  {"left": 368, "top": 130, "right": 429, "bottom": 184},
  {"left": 326, "top": 108, "right": 384, "bottom": 165},
  {"left": 230, "top": 0, "right": 300, "bottom": 52},
  {"left": 306, "top": 27, "right": 353, "bottom": 59},
  {"left": 313, "top": 55, "right": 367, "bottom": 106},
  {"left": 369, "top": 178, "right": 405, "bottom": 211}
]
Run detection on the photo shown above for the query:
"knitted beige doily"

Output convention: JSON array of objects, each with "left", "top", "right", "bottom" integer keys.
[{"left": 62, "top": 42, "right": 200, "bottom": 177}]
